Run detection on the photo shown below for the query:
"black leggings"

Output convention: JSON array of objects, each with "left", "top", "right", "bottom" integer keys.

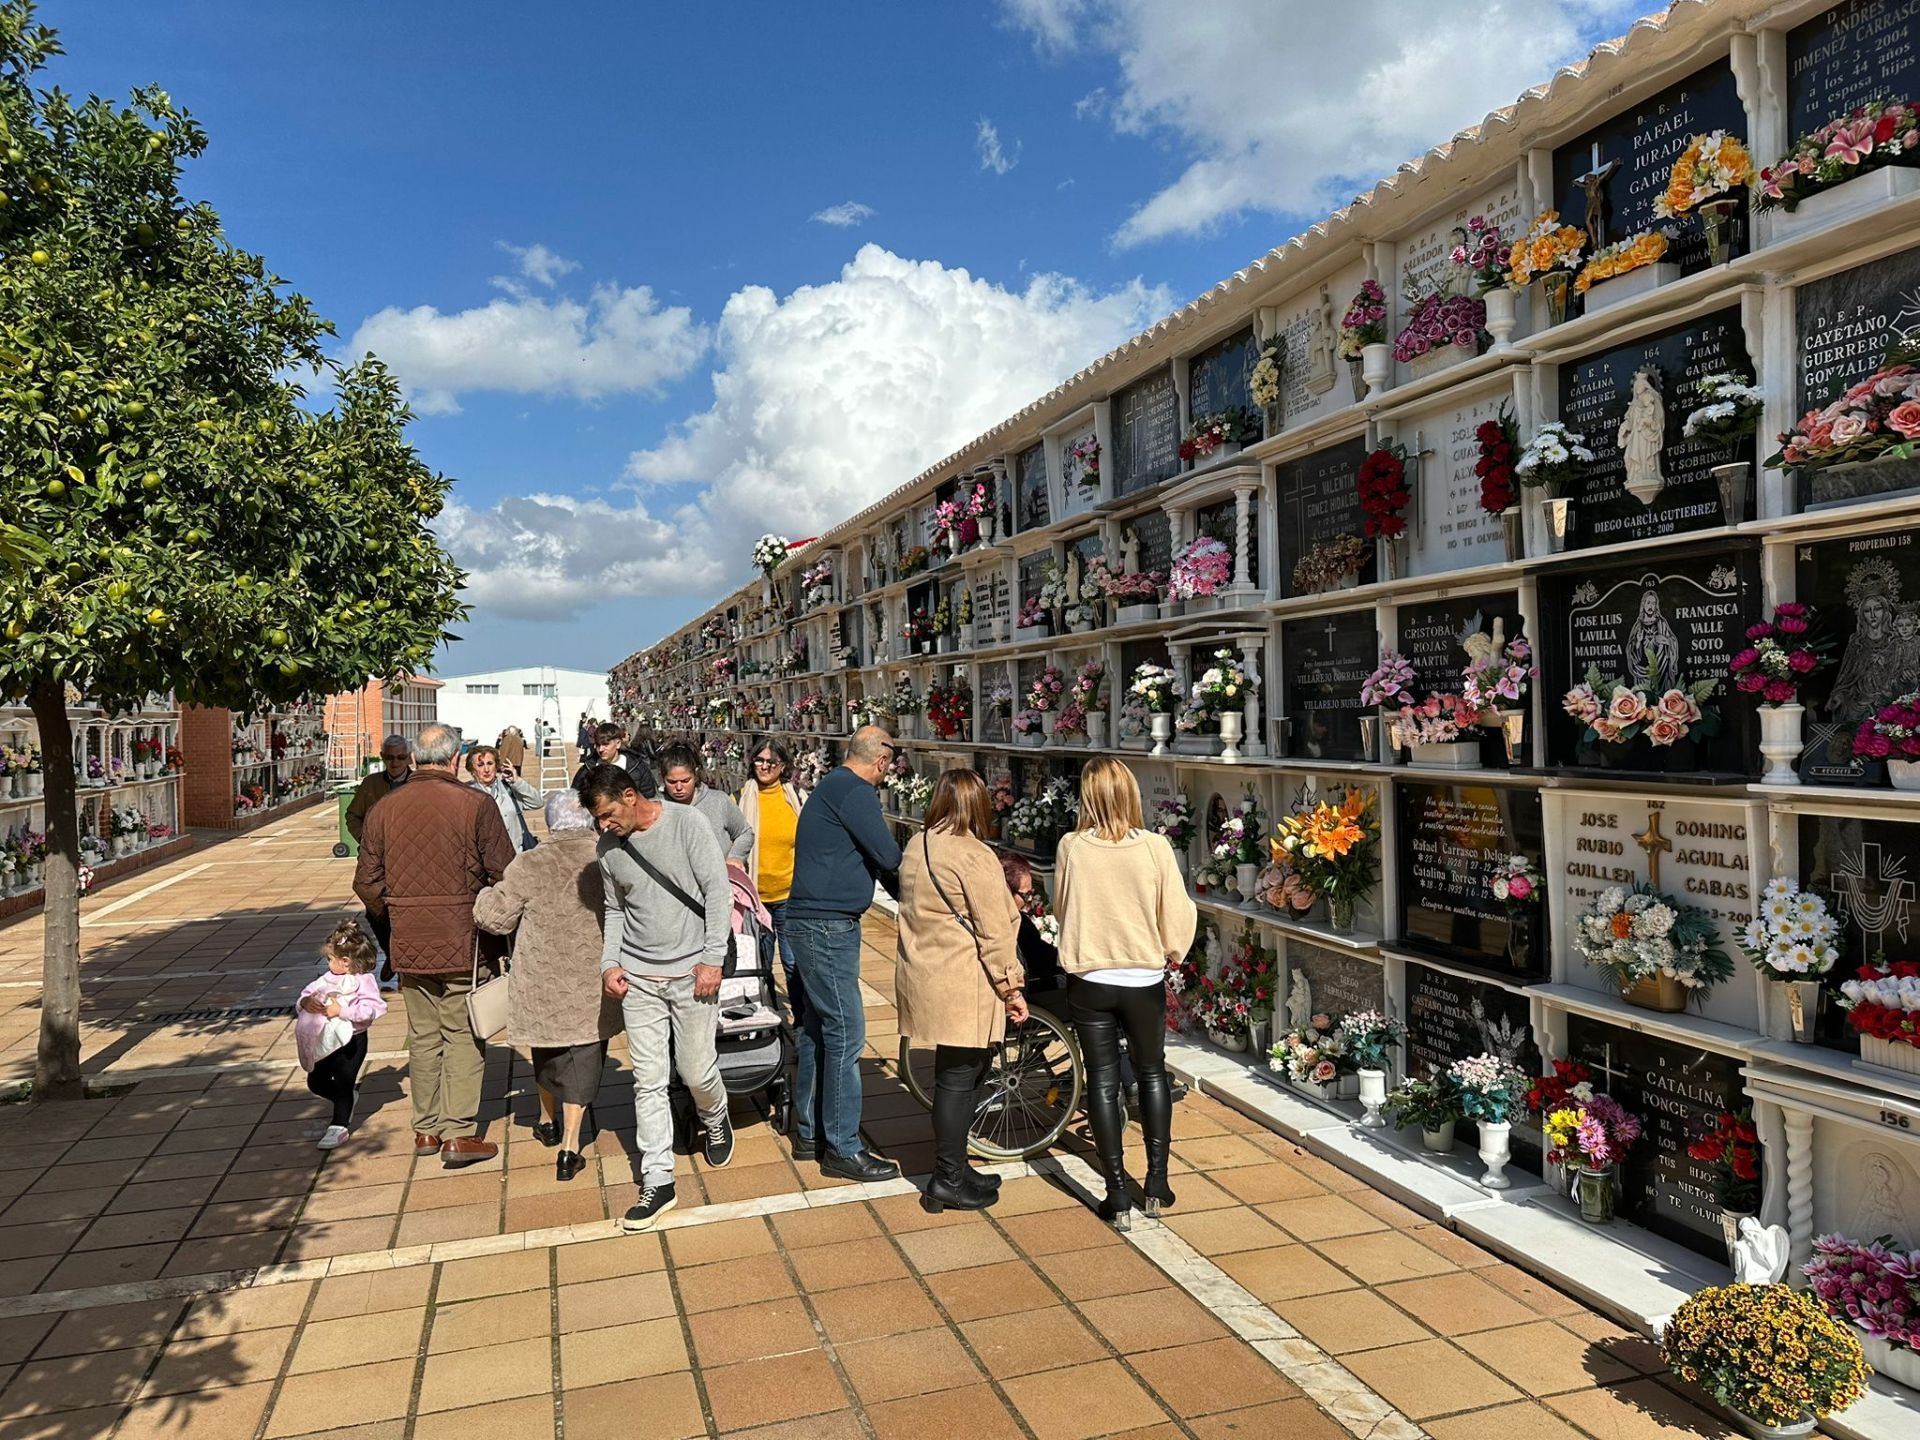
[
  {"left": 1067, "top": 978, "right": 1170, "bottom": 1167},
  {"left": 931, "top": 1044, "right": 991, "bottom": 1181},
  {"left": 307, "top": 1029, "right": 368, "bottom": 1129}
]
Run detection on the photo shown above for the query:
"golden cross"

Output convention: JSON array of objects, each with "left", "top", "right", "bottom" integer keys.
[{"left": 1634, "top": 810, "right": 1673, "bottom": 890}]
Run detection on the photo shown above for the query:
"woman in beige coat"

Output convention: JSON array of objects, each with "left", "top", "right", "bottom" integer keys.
[
  {"left": 474, "top": 791, "right": 621, "bottom": 1181},
  {"left": 895, "top": 768, "right": 1026, "bottom": 1213}
]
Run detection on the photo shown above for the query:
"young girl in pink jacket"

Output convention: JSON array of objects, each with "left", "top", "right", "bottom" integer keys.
[{"left": 296, "top": 920, "right": 388, "bottom": 1149}]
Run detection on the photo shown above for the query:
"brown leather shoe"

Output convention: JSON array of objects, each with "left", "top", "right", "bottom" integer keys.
[
  {"left": 439, "top": 1137, "right": 498, "bottom": 1168},
  {"left": 414, "top": 1132, "right": 441, "bottom": 1156}
]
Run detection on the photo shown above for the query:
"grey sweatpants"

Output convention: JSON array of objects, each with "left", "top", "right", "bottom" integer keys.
[{"left": 621, "top": 973, "right": 728, "bottom": 1187}]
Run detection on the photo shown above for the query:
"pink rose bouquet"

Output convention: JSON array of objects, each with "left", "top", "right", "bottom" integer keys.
[
  {"left": 1564, "top": 665, "right": 1720, "bottom": 749},
  {"left": 1488, "top": 854, "right": 1543, "bottom": 913},
  {"left": 1392, "top": 291, "right": 1487, "bottom": 364},
  {"left": 1768, "top": 351, "right": 1920, "bottom": 471}
]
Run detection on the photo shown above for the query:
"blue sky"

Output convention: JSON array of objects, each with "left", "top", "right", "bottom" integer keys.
[{"left": 43, "top": 0, "right": 1646, "bottom": 680}]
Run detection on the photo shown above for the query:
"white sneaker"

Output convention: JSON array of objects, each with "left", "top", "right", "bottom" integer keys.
[
  {"left": 301, "top": 1123, "right": 329, "bottom": 1139},
  {"left": 316, "top": 1125, "right": 350, "bottom": 1150}
]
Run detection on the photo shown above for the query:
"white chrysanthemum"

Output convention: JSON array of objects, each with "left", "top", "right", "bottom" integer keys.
[
  {"left": 1763, "top": 876, "right": 1796, "bottom": 900},
  {"left": 1762, "top": 895, "right": 1794, "bottom": 924}
]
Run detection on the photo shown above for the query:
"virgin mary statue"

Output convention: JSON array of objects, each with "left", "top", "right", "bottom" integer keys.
[{"left": 1618, "top": 368, "right": 1666, "bottom": 507}]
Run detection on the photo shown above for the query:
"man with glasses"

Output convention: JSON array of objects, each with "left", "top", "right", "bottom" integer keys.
[
  {"left": 345, "top": 735, "right": 415, "bottom": 989},
  {"left": 782, "top": 725, "right": 901, "bottom": 1180}
]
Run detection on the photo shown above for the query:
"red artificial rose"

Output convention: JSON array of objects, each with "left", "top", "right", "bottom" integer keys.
[{"left": 1876, "top": 112, "right": 1899, "bottom": 144}]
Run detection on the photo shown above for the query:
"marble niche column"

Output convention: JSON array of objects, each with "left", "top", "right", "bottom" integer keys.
[
  {"left": 1228, "top": 484, "right": 1258, "bottom": 600},
  {"left": 1237, "top": 636, "right": 1266, "bottom": 758}
]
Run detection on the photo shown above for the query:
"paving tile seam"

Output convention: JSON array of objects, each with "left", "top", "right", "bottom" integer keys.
[
  {"left": 1034, "top": 1151, "right": 1432, "bottom": 1440},
  {"left": 756, "top": 1199, "right": 888, "bottom": 1438}
]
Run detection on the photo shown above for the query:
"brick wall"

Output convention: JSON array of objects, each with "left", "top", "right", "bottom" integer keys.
[{"left": 179, "top": 705, "right": 236, "bottom": 828}]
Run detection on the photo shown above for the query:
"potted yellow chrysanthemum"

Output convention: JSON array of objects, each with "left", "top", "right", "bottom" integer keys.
[{"left": 1660, "top": 1282, "right": 1868, "bottom": 1438}]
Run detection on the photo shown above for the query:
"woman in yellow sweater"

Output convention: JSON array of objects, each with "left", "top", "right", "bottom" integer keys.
[
  {"left": 739, "top": 740, "right": 804, "bottom": 1009},
  {"left": 1055, "top": 757, "right": 1197, "bottom": 1229}
]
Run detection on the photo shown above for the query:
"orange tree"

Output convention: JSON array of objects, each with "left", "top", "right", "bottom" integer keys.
[{"left": 0, "top": 2, "right": 466, "bottom": 1097}]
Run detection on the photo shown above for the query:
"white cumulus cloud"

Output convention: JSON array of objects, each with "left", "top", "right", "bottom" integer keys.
[
  {"left": 811, "top": 201, "right": 877, "bottom": 227},
  {"left": 443, "top": 245, "right": 1167, "bottom": 621},
  {"left": 1001, "top": 0, "right": 1648, "bottom": 246},
  {"left": 976, "top": 116, "right": 1020, "bottom": 174},
  {"left": 495, "top": 241, "right": 578, "bottom": 289},
  {"left": 348, "top": 283, "right": 708, "bottom": 415}
]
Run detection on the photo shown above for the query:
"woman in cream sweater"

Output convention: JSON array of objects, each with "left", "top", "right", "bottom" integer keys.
[
  {"left": 1055, "top": 757, "right": 1197, "bottom": 1228},
  {"left": 895, "top": 768, "right": 1027, "bottom": 1213}
]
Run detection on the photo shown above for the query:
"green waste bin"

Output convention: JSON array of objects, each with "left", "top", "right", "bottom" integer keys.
[{"left": 333, "top": 787, "right": 359, "bottom": 860}]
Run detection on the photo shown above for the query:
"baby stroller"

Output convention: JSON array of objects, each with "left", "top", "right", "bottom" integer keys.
[{"left": 668, "top": 869, "right": 795, "bottom": 1147}]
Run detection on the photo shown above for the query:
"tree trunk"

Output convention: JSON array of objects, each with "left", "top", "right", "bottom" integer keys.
[{"left": 30, "top": 680, "right": 84, "bottom": 1100}]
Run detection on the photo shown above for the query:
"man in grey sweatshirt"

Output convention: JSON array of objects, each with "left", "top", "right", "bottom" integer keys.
[
  {"left": 578, "top": 763, "right": 735, "bottom": 1231},
  {"left": 658, "top": 743, "right": 753, "bottom": 863}
]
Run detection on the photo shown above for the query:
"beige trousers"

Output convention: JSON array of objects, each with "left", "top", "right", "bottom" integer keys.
[{"left": 401, "top": 974, "right": 484, "bottom": 1139}]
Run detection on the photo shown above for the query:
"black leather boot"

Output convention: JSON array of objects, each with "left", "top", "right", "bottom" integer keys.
[
  {"left": 1096, "top": 1150, "right": 1133, "bottom": 1231},
  {"left": 1137, "top": 1069, "right": 1174, "bottom": 1217}
]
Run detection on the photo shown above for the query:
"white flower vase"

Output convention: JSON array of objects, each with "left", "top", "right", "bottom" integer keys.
[
  {"left": 1891, "top": 759, "right": 1920, "bottom": 791},
  {"left": 1757, "top": 704, "right": 1804, "bottom": 785},
  {"left": 1360, "top": 342, "right": 1392, "bottom": 396},
  {"left": 1087, "top": 713, "right": 1108, "bottom": 748},
  {"left": 1234, "top": 862, "right": 1256, "bottom": 899},
  {"left": 1218, "top": 711, "right": 1244, "bottom": 762},
  {"left": 1149, "top": 713, "right": 1172, "bottom": 757},
  {"left": 1483, "top": 286, "right": 1518, "bottom": 352},
  {"left": 1356, "top": 1067, "right": 1388, "bottom": 1128},
  {"left": 25, "top": 772, "right": 42, "bottom": 797},
  {"left": 1477, "top": 1120, "right": 1512, "bottom": 1189}
]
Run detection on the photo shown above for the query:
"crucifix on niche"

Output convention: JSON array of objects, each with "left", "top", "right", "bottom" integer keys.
[{"left": 1634, "top": 808, "right": 1673, "bottom": 890}]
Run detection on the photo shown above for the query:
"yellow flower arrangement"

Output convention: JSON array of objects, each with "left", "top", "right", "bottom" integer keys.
[
  {"left": 1504, "top": 209, "right": 1588, "bottom": 288},
  {"left": 1653, "top": 130, "right": 1755, "bottom": 218},
  {"left": 1272, "top": 789, "right": 1379, "bottom": 906},
  {"left": 1574, "top": 229, "right": 1671, "bottom": 294},
  {"left": 1660, "top": 1283, "right": 1868, "bottom": 1429}
]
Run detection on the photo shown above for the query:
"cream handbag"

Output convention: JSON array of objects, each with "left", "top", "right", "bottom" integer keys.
[{"left": 465, "top": 938, "right": 512, "bottom": 1040}]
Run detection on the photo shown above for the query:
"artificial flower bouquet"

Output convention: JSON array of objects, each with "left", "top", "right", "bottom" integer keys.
[
  {"left": 1012, "top": 708, "right": 1045, "bottom": 739},
  {"left": 1023, "top": 666, "right": 1065, "bottom": 715},
  {"left": 925, "top": 678, "right": 972, "bottom": 739},
  {"left": 1446, "top": 1053, "right": 1530, "bottom": 1124},
  {"left": 891, "top": 672, "right": 920, "bottom": 718},
  {"left": 1355, "top": 444, "right": 1411, "bottom": 538},
  {"left": 751, "top": 533, "right": 790, "bottom": 575},
  {"left": 1390, "top": 691, "right": 1479, "bottom": 747},
  {"left": 1393, "top": 290, "right": 1487, "bottom": 364},
  {"left": 1660, "top": 1283, "right": 1868, "bottom": 1433},
  {"left": 896, "top": 771, "right": 934, "bottom": 814},
  {"left": 1254, "top": 860, "right": 1315, "bottom": 914},
  {"left": 1461, "top": 634, "right": 1534, "bottom": 715},
  {"left": 1053, "top": 699, "right": 1089, "bottom": 739},
  {"left": 1271, "top": 1013, "right": 1346, "bottom": 1087},
  {"left": 1541, "top": 1092, "right": 1642, "bottom": 1170},
  {"left": 1067, "top": 657, "right": 1106, "bottom": 714},
  {"left": 1756, "top": 97, "right": 1920, "bottom": 212},
  {"left": 1805, "top": 1234, "right": 1920, "bottom": 1359},
  {"left": 1475, "top": 407, "right": 1520, "bottom": 515},
  {"left": 1526, "top": 1059, "right": 1594, "bottom": 1120},
  {"left": 900, "top": 544, "right": 930, "bottom": 577},
  {"left": 1686, "top": 1108, "right": 1761, "bottom": 1214},
  {"left": 1210, "top": 792, "right": 1265, "bottom": 872},
  {"left": 1337, "top": 1011, "right": 1405, "bottom": 1072},
  {"left": 1386, "top": 1068, "right": 1464, "bottom": 1133},
  {"left": 1358, "top": 649, "right": 1417, "bottom": 709},
  {"left": 1513, "top": 421, "right": 1594, "bottom": 496},
  {"left": 1152, "top": 794, "right": 1195, "bottom": 852},
  {"left": 1067, "top": 434, "right": 1101, "bottom": 491},
  {"left": 1653, "top": 130, "right": 1754, "bottom": 217},
  {"left": 1016, "top": 595, "right": 1048, "bottom": 631},
  {"left": 1180, "top": 409, "right": 1251, "bottom": 463},
  {"left": 1504, "top": 209, "right": 1588, "bottom": 288},
  {"left": 1129, "top": 662, "right": 1181, "bottom": 713},
  {"left": 1574, "top": 228, "right": 1672, "bottom": 294},
  {"left": 1248, "top": 335, "right": 1284, "bottom": 409},
  {"left": 1739, "top": 878, "right": 1841, "bottom": 981},
  {"left": 1337, "top": 280, "right": 1389, "bottom": 359},
  {"left": 1453, "top": 214, "right": 1508, "bottom": 293},
  {"left": 1766, "top": 347, "right": 1920, "bottom": 471},
  {"left": 1487, "top": 854, "right": 1543, "bottom": 914},
  {"left": 1839, "top": 960, "right": 1920, "bottom": 1050},
  {"left": 1272, "top": 789, "right": 1380, "bottom": 915},
  {"left": 1854, "top": 690, "right": 1920, "bottom": 763},
  {"left": 1571, "top": 883, "right": 1734, "bottom": 996},
  {"left": 1289, "top": 533, "right": 1368, "bottom": 594},
  {"left": 1169, "top": 536, "right": 1233, "bottom": 600},
  {"left": 1190, "top": 649, "right": 1248, "bottom": 715},
  {"left": 1562, "top": 664, "right": 1720, "bottom": 748},
  {"left": 1681, "top": 371, "right": 1764, "bottom": 448}
]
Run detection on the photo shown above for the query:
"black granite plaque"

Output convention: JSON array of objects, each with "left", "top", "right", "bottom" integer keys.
[
  {"left": 1558, "top": 309, "right": 1754, "bottom": 549},
  {"left": 1281, "top": 611, "right": 1375, "bottom": 762},
  {"left": 1794, "top": 529, "right": 1920, "bottom": 782},
  {"left": 1397, "top": 783, "right": 1546, "bottom": 978},
  {"left": 1566, "top": 1015, "right": 1747, "bottom": 1261},
  {"left": 1546, "top": 544, "right": 1760, "bottom": 775},
  {"left": 1114, "top": 371, "right": 1180, "bottom": 497},
  {"left": 1287, "top": 943, "right": 1383, "bottom": 1027},
  {"left": 1195, "top": 496, "right": 1258, "bottom": 590},
  {"left": 840, "top": 605, "right": 862, "bottom": 662},
  {"left": 1017, "top": 552, "right": 1051, "bottom": 619},
  {"left": 1018, "top": 443, "right": 1051, "bottom": 533},
  {"left": 1794, "top": 246, "right": 1920, "bottom": 507},
  {"left": 1397, "top": 593, "right": 1525, "bottom": 697},
  {"left": 1188, "top": 327, "right": 1262, "bottom": 439},
  {"left": 972, "top": 570, "right": 1008, "bottom": 646},
  {"left": 1275, "top": 437, "right": 1372, "bottom": 599},
  {"left": 1405, "top": 961, "right": 1542, "bottom": 1164},
  {"left": 1551, "top": 58, "right": 1745, "bottom": 276},
  {"left": 1788, "top": 0, "right": 1920, "bottom": 138},
  {"left": 1801, "top": 812, "right": 1918, "bottom": 971},
  {"left": 1126, "top": 509, "right": 1173, "bottom": 580}
]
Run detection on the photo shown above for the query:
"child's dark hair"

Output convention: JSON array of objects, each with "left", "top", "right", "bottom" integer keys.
[{"left": 325, "top": 919, "right": 379, "bottom": 974}]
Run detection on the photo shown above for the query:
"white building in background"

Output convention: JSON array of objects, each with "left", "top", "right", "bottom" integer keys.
[{"left": 433, "top": 666, "right": 610, "bottom": 756}]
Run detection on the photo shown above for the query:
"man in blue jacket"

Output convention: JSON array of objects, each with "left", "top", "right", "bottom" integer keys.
[{"left": 784, "top": 725, "right": 902, "bottom": 1180}]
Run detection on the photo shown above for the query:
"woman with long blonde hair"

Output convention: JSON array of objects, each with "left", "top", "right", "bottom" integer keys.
[
  {"left": 1054, "top": 757, "right": 1196, "bottom": 1228},
  {"left": 895, "top": 768, "right": 1027, "bottom": 1212}
]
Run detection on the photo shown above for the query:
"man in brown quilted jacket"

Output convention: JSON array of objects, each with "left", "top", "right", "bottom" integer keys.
[{"left": 354, "top": 722, "right": 517, "bottom": 1166}]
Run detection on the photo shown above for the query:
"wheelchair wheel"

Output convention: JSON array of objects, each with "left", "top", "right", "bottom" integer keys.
[{"left": 896, "top": 1007, "right": 1082, "bottom": 1162}]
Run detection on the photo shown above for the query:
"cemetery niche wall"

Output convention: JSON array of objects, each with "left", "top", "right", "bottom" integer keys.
[{"left": 611, "top": 5, "right": 1920, "bottom": 1414}]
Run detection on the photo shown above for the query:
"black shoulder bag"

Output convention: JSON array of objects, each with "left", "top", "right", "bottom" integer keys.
[{"left": 623, "top": 838, "right": 739, "bottom": 976}]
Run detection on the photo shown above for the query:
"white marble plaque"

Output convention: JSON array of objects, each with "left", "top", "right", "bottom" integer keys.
[
  {"left": 1393, "top": 381, "right": 1513, "bottom": 578},
  {"left": 1272, "top": 258, "right": 1370, "bottom": 430},
  {"left": 1393, "top": 180, "right": 1527, "bottom": 300}
]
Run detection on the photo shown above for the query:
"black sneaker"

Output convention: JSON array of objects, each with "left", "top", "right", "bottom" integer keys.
[
  {"left": 622, "top": 1181, "right": 677, "bottom": 1231},
  {"left": 704, "top": 1117, "right": 735, "bottom": 1169},
  {"left": 820, "top": 1150, "right": 900, "bottom": 1183}
]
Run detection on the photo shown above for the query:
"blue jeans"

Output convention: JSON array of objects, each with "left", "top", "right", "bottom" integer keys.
[
  {"left": 785, "top": 914, "right": 864, "bottom": 1157},
  {"left": 765, "top": 900, "right": 803, "bottom": 1027}
]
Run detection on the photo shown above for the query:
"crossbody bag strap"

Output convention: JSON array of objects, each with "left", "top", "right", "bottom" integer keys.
[
  {"left": 922, "top": 832, "right": 988, "bottom": 981},
  {"left": 622, "top": 837, "right": 705, "bottom": 920}
]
